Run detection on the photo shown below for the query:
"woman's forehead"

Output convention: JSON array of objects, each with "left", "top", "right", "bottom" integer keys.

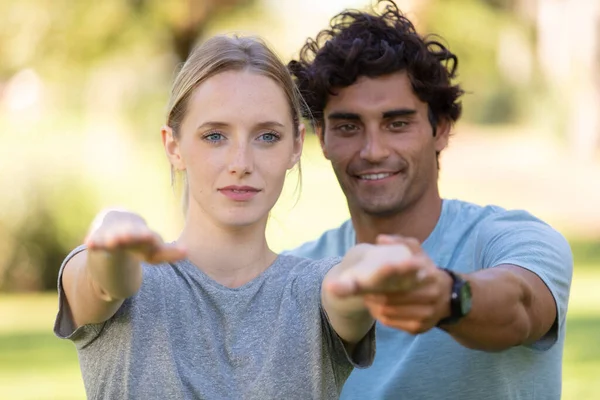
[{"left": 184, "top": 70, "right": 293, "bottom": 129}]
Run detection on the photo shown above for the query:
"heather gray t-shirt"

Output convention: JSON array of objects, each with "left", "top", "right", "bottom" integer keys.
[{"left": 54, "top": 246, "right": 375, "bottom": 400}]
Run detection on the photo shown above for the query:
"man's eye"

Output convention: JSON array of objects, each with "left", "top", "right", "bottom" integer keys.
[
  {"left": 390, "top": 121, "right": 408, "bottom": 129},
  {"left": 337, "top": 124, "right": 358, "bottom": 132}
]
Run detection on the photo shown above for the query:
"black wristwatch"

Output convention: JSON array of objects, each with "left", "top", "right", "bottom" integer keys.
[{"left": 437, "top": 268, "right": 472, "bottom": 326}]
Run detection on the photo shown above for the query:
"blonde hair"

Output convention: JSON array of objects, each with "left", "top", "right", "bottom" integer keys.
[{"left": 165, "top": 35, "right": 304, "bottom": 211}]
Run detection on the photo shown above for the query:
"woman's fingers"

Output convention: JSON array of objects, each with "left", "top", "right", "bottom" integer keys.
[
  {"left": 87, "top": 229, "right": 153, "bottom": 251},
  {"left": 147, "top": 240, "right": 187, "bottom": 264},
  {"left": 85, "top": 210, "right": 185, "bottom": 265}
]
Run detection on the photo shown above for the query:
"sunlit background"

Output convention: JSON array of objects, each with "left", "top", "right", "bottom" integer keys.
[{"left": 0, "top": 0, "right": 598, "bottom": 399}]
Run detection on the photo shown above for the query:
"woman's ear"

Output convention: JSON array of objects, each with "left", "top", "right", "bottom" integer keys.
[
  {"left": 289, "top": 123, "right": 305, "bottom": 169},
  {"left": 162, "top": 126, "right": 185, "bottom": 171}
]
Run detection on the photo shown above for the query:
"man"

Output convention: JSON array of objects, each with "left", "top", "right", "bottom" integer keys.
[{"left": 286, "top": 1, "right": 573, "bottom": 399}]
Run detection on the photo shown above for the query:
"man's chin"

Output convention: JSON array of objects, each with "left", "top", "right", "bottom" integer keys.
[{"left": 356, "top": 201, "right": 404, "bottom": 218}]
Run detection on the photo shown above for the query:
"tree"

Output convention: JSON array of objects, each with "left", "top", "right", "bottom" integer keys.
[
  {"left": 0, "top": 0, "right": 257, "bottom": 292},
  {"left": 0, "top": 0, "right": 256, "bottom": 80}
]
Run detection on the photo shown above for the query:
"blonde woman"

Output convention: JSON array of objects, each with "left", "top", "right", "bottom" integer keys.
[{"left": 54, "top": 35, "right": 414, "bottom": 399}]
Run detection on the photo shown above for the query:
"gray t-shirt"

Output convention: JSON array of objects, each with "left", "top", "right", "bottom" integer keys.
[{"left": 54, "top": 246, "right": 375, "bottom": 400}]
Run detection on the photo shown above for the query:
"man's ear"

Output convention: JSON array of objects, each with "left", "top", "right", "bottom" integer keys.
[
  {"left": 316, "top": 123, "right": 329, "bottom": 160},
  {"left": 161, "top": 126, "right": 185, "bottom": 170},
  {"left": 434, "top": 118, "right": 451, "bottom": 153},
  {"left": 289, "top": 123, "right": 306, "bottom": 169}
]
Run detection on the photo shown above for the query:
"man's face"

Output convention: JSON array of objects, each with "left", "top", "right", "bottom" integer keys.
[{"left": 320, "top": 71, "right": 449, "bottom": 217}]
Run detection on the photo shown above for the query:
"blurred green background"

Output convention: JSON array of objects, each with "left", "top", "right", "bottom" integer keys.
[{"left": 0, "top": 0, "right": 598, "bottom": 399}]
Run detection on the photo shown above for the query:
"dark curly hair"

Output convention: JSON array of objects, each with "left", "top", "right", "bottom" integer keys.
[{"left": 288, "top": 0, "right": 464, "bottom": 135}]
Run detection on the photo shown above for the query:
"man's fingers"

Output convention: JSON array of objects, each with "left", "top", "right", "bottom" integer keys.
[
  {"left": 363, "top": 283, "right": 441, "bottom": 306},
  {"left": 375, "top": 235, "right": 399, "bottom": 245},
  {"left": 365, "top": 302, "right": 440, "bottom": 334},
  {"left": 365, "top": 302, "right": 435, "bottom": 320},
  {"left": 376, "top": 235, "right": 423, "bottom": 255},
  {"left": 351, "top": 263, "right": 422, "bottom": 294},
  {"left": 329, "top": 264, "right": 420, "bottom": 297}
]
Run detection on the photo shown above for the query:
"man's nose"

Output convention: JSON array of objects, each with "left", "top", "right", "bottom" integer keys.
[{"left": 360, "top": 130, "right": 390, "bottom": 163}]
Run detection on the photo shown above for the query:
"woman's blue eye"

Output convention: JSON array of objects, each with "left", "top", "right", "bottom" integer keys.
[
  {"left": 204, "top": 132, "right": 224, "bottom": 142},
  {"left": 259, "top": 132, "right": 280, "bottom": 142}
]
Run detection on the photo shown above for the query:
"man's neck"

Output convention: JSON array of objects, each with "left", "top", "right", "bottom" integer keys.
[
  {"left": 177, "top": 204, "right": 277, "bottom": 288},
  {"left": 350, "top": 194, "right": 443, "bottom": 245}
]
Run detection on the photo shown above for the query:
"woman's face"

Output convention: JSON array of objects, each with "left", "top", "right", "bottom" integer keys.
[{"left": 165, "top": 69, "right": 304, "bottom": 229}]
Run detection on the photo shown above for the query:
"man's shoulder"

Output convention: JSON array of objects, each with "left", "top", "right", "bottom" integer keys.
[
  {"left": 435, "top": 199, "right": 566, "bottom": 253},
  {"left": 284, "top": 220, "right": 355, "bottom": 260},
  {"left": 443, "top": 198, "right": 548, "bottom": 230},
  {"left": 444, "top": 199, "right": 571, "bottom": 266}
]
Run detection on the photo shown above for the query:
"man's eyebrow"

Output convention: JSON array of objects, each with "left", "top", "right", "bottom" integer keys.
[
  {"left": 382, "top": 109, "right": 417, "bottom": 119},
  {"left": 327, "top": 112, "right": 361, "bottom": 121},
  {"left": 326, "top": 109, "right": 417, "bottom": 121}
]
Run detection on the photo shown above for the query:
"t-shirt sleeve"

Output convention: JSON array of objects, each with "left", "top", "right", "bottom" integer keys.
[
  {"left": 294, "top": 256, "right": 376, "bottom": 370},
  {"left": 475, "top": 209, "right": 573, "bottom": 350},
  {"left": 53, "top": 244, "right": 107, "bottom": 349},
  {"left": 320, "top": 305, "right": 376, "bottom": 370}
]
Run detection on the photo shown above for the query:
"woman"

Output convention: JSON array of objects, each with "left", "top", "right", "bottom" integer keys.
[{"left": 54, "top": 35, "right": 411, "bottom": 399}]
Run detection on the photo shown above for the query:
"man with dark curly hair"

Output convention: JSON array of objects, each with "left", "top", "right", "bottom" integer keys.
[{"left": 285, "top": 1, "right": 573, "bottom": 399}]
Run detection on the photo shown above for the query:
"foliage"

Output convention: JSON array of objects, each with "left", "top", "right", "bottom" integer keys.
[
  {"left": 421, "top": 0, "right": 540, "bottom": 124},
  {"left": 0, "top": 176, "right": 100, "bottom": 291},
  {"left": 0, "top": 0, "right": 256, "bottom": 79},
  {"left": 0, "top": 0, "right": 257, "bottom": 291}
]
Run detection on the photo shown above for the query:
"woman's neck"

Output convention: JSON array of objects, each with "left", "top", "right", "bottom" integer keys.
[{"left": 176, "top": 205, "right": 277, "bottom": 288}]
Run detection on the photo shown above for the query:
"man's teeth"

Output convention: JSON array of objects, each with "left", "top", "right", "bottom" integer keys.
[{"left": 360, "top": 173, "right": 393, "bottom": 180}]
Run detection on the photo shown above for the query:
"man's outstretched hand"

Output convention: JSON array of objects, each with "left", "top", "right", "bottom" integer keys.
[{"left": 324, "top": 235, "right": 453, "bottom": 334}]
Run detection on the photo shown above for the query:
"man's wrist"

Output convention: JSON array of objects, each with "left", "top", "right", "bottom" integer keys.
[
  {"left": 436, "top": 268, "right": 472, "bottom": 327},
  {"left": 437, "top": 267, "right": 453, "bottom": 323}
]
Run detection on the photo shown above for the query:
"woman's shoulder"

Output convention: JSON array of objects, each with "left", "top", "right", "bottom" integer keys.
[
  {"left": 278, "top": 254, "right": 341, "bottom": 268},
  {"left": 276, "top": 254, "right": 341, "bottom": 281}
]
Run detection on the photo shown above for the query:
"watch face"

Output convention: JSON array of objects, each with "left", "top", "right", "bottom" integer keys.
[{"left": 460, "top": 282, "right": 472, "bottom": 315}]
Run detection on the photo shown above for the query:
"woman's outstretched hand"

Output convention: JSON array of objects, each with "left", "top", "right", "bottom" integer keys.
[
  {"left": 85, "top": 209, "right": 186, "bottom": 264},
  {"left": 62, "top": 209, "right": 187, "bottom": 328}
]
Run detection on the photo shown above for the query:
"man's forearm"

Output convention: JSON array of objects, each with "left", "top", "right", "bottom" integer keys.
[{"left": 441, "top": 265, "right": 553, "bottom": 352}]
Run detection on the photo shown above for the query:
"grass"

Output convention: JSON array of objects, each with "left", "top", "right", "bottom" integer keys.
[
  {"left": 0, "top": 294, "right": 85, "bottom": 399},
  {"left": 570, "top": 239, "right": 600, "bottom": 269},
  {"left": 0, "top": 263, "right": 598, "bottom": 399},
  {"left": 563, "top": 267, "right": 600, "bottom": 400},
  {"left": 563, "top": 315, "right": 600, "bottom": 399}
]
